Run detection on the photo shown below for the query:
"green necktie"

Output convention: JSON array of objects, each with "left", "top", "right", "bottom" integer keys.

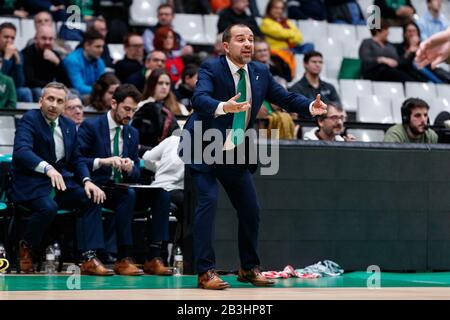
[
  {"left": 49, "top": 121, "right": 56, "bottom": 198},
  {"left": 231, "top": 68, "right": 247, "bottom": 146},
  {"left": 113, "top": 126, "right": 122, "bottom": 183}
]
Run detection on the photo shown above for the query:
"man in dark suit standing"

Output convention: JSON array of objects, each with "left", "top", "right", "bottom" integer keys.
[
  {"left": 180, "top": 24, "right": 327, "bottom": 290},
  {"left": 11, "top": 82, "right": 112, "bottom": 275},
  {"left": 78, "top": 84, "right": 144, "bottom": 276}
]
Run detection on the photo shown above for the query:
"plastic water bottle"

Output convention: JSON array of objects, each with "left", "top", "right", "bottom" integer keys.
[
  {"left": 53, "top": 242, "right": 61, "bottom": 270},
  {"left": 0, "top": 244, "right": 5, "bottom": 259},
  {"left": 173, "top": 246, "right": 183, "bottom": 276},
  {"left": 44, "top": 245, "right": 56, "bottom": 274}
]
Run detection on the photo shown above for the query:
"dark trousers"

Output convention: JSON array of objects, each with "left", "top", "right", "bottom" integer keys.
[
  {"left": 23, "top": 186, "right": 104, "bottom": 252},
  {"left": 191, "top": 165, "right": 261, "bottom": 274},
  {"left": 102, "top": 187, "right": 136, "bottom": 253}
]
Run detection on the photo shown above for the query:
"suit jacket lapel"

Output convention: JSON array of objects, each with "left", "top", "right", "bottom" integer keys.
[
  {"left": 101, "top": 115, "right": 112, "bottom": 157},
  {"left": 220, "top": 55, "right": 236, "bottom": 98},
  {"left": 38, "top": 111, "right": 57, "bottom": 162},
  {"left": 59, "top": 117, "right": 71, "bottom": 161},
  {"left": 247, "top": 63, "right": 260, "bottom": 128},
  {"left": 122, "top": 126, "right": 129, "bottom": 157}
]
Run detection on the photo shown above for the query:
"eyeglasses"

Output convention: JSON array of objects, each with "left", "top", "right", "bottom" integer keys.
[{"left": 66, "top": 105, "right": 83, "bottom": 111}]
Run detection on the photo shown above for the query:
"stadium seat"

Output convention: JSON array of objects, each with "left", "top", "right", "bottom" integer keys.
[
  {"left": 372, "top": 81, "right": 405, "bottom": 98},
  {"left": 357, "top": 0, "right": 374, "bottom": 18},
  {"left": 255, "top": 0, "right": 269, "bottom": 16},
  {"left": 357, "top": 96, "right": 394, "bottom": 123},
  {"left": 390, "top": 96, "right": 405, "bottom": 124},
  {"left": 346, "top": 128, "right": 385, "bottom": 142},
  {"left": 294, "top": 54, "right": 304, "bottom": 81},
  {"left": 429, "top": 97, "right": 450, "bottom": 124},
  {"left": 325, "top": 57, "right": 342, "bottom": 80},
  {"left": 436, "top": 84, "right": 450, "bottom": 100},
  {"left": 340, "top": 79, "right": 373, "bottom": 100},
  {"left": 405, "top": 82, "right": 437, "bottom": 100},
  {"left": 343, "top": 42, "right": 360, "bottom": 58},
  {"left": 315, "top": 38, "right": 344, "bottom": 60},
  {"left": 297, "top": 20, "right": 328, "bottom": 43},
  {"left": 327, "top": 23, "right": 357, "bottom": 43},
  {"left": 16, "top": 102, "right": 38, "bottom": 110},
  {"left": 341, "top": 94, "right": 358, "bottom": 112},
  {"left": 172, "top": 14, "right": 206, "bottom": 45},
  {"left": 203, "top": 14, "right": 219, "bottom": 45},
  {"left": 355, "top": 25, "right": 371, "bottom": 42},
  {"left": 108, "top": 44, "right": 125, "bottom": 62},
  {"left": 388, "top": 27, "right": 403, "bottom": 43},
  {"left": 129, "top": 0, "right": 161, "bottom": 26},
  {"left": 20, "top": 19, "right": 34, "bottom": 40}
]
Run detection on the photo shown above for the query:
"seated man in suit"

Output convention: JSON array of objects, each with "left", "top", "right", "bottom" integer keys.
[
  {"left": 10, "top": 82, "right": 112, "bottom": 275},
  {"left": 78, "top": 84, "right": 172, "bottom": 276}
]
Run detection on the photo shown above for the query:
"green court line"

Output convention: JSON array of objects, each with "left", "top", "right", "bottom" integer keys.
[{"left": 2, "top": 272, "right": 450, "bottom": 291}]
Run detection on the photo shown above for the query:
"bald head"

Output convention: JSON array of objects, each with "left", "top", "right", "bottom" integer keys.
[{"left": 35, "top": 25, "right": 56, "bottom": 51}]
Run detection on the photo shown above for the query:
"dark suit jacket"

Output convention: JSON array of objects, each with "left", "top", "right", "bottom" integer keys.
[
  {"left": 180, "top": 55, "right": 313, "bottom": 172},
  {"left": 10, "top": 109, "right": 89, "bottom": 202},
  {"left": 77, "top": 113, "right": 140, "bottom": 185}
]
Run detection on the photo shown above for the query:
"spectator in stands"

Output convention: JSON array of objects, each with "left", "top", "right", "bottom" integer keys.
[
  {"left": 253, "top": 38, "right": 292, "bottom": 85},
  {"left": 0, "top": 0, "right": 29, "bottom": 18},
  {"left": 11, "top": 82, "right": 109, "bottom": 275},
  {"left": 260, "top": 0, "right": 314, "bottom": 55},
  {"left": 214, "top": 33, "right": 226, "bottom": 56},
  {"left": 63, "top": 29, "right": 105, "bottom": 97},
  {"left": 86, "top": 16, "right": 113, "bottom": 68},
  {"left": 394, "top": 21, "right": 450, "bottom": 83},
  {"left": 153, "top": 27, "right": 185, "bottom": 85},
  {"left": 22, "top": 0, "right": 66, "bottom": 21},
  {"left": 114, "top": 33, "right": 144, "bottom": 83},
  {"left": 286, "top": 0, "right": 327, "bottom": 20},
  {"left": 217, "top": 0, "right": 263, "bottom": 37},
  {"left": 384, "top": 98, "right": 438, "bottom": 143},
  {"left": 324, "top": 0, "right": 366, "bottom": 25},
  {"left": 182, "top": 0, "right": 212, "bottom": 14},
  {"left": 210, "top": 0, "right": 231, "bottom": 14},
  {"left": 142, "top": 3, "right": 193, "bottom": 58},
  {"left": 85, "top": 72, "right": 120, "bottom": 113},
  {"left": 0, "top": 22, "right": 32, "bottom": 102},
  {"left": 303, "top": 103, "right": 355, "bottom": 141},
  {"left": 22, "top": 25, "right": 71, "bottom": 102},
  {"left": 374, "top": 0, "right": 415, "bottom": 27},
  {"left": 132, "top": 68, "right": 181, "bottom": 151},
  {"left": 359, "top": 22, "right": 417, "bottom": 82},
  {"left": 127, "top": 50, "right": 167, "bottom": 92},
  {"left": 78, "top": 84, "right": 150, "bottom": 276},
  {"left": 0, "top": 72, "right": 16, "bottom": 109},
  {"left": 417, "top": 0, "right": 448, "bottom": 41},
  {"left": 63, "top": 93, "right": 84, "bottom": 127},
  {"left": 289, "top": 51, "right": 341, "bottom": 104},
  {"left": 66, "top": 0, "right": 100, "bottom": 21},
  {"left": 174, "top": 64, "right": 198, "bottom": 112}
]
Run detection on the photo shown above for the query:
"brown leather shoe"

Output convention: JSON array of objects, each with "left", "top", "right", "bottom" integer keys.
[
  {"left": 237, "top": 267, "right": 275, "bottom": 287},
  {"left": 19, "top": 241, "right": 34, "bottom": 273},
  {"left": 114, "top": 258, "right": 144, "bottom": 276},
  {"left": 143, "top": 257, "right": 173, "bottom": 276},
  {"left": 198, "top": 270, "right": 230, "bottom": 290},
  {"left": 81, "top": 257, "right": 114, "bottom": 276}
]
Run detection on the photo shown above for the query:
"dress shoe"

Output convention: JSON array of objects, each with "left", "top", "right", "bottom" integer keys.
[
  {"left": 19, "top": 240, "right": 34, "bottom": 273},
  {"left": 198, "top": 269, "right": 230, "bottom": 290},
  {"left": 237, "top": 267, "right": 275, "bottom": 287},
  {"left": 114, "top": 258, "right": 144, "bottom": 276},
  {"left": 81, "top": 257, "right": 114, "bottom": 276},
  {"left": 143, "top": 257, "right": 173, "bottom": 276}
]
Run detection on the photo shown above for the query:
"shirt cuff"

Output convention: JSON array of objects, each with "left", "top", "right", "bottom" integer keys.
[
  {"left": 82, "top": 177, "right": 92, "bottom": 184},
  {"left": 214, "top": 102, "right": 226, "bottom": 117},
  {"left": 309, "top": 101, "right": 314, "bottom": 115},
  {"left": 35, "top": 161, "right": 50, "bottom": 174},
  {"left": 93, "top": 158, "right": 101, "bottom": 171}
]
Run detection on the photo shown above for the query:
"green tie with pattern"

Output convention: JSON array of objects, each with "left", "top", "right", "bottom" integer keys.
[
  {"left": 113, "top": 127, "right": 122, "bottom": 183},
  {"left": 49, "top": 121, "right": 56, "bottom": 198},
  {"left": 231, "top": 68, "right": 247, "bottom": 146}
]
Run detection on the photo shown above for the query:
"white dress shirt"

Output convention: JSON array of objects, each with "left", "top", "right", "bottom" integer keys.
[{"left": 35, "top": 116, "right": 65, "bottom": 173}]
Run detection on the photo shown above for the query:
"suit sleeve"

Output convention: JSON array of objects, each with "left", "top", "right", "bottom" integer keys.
[
  {"left": 13, "top": 113, "right": 46, "bottom": 171},
  {"left": 77, "top": 120, "right": 96, "bottom": 171},
  {"left": 70, "top": 129, "right": 91, "bottom": 182},
  {"left": 122, "top": 128, "right": 140, "bottom": 182},
  {"left": 191, "top": 61, "right": 223, "bottom": 118},
  {"left": 265, "top": 72, "right": 313, "bottom": 118}
]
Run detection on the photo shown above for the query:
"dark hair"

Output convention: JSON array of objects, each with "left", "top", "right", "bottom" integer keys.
[
  {"left": 181, "top": 64, "right": 199, "bottom": 83},
  {"left": 86, "top": 16, "right": 106, "bottom": 33},
  {"left": 0, "top": 22, "right": 16, "bottom": 33},
  {"left": 142, "top": 68, "right": 181, "bottom": 115},
  {"left": 123, "top": 32, "right": 142, "bottom": 47},
  {"left": 317, "top": 102, "right": 344, "bottom": 124},
  {"left": 401, "top": 97, "right": 430, "bottom": 124},
  {"left": 112, "top": 84, "right": 142, "bottom": 104},
  {"left": 158, "top": 3, "right": 174, "bottom": 14},
  {"left": 82, "top": 29, "right": 105, "bottom": 46},
  {"left": 222, "top": 23, "right": 253, "bottom": 43},
  {"left": 402, "top": 21, "right": 421, "bottom": 46},
  {"left": 153, "top": 26, "right": 179, "bottom": 51},
  {"left": 89, "top": 72, "right": 121, "bottom": 112},
  {"left": 303, "top": 51, "right": 323, "bottom": 63},
  {"left": 370, "top": 20, "right": 390, "bottom": 36},
  {"left": 265, "top": 0, "right": 285, "bottom": 17}
]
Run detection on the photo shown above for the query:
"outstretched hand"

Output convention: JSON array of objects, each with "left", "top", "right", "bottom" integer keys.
[
  {"left": 223, "top": 92, "right": 251, "bottom": 114},
  {"left": 416, "top": 28, "right": 450, "bottom": 69},
  {"left": 311, "top": 94, "right": 327, "bottom": 117}
]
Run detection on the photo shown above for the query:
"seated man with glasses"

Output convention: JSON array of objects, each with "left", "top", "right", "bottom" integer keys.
[
  {"left": 303, "top": 103, "right": 355, "bottom": 141},
  {"left": 63, "top": 93, "right": 84, "bottom": 128}
]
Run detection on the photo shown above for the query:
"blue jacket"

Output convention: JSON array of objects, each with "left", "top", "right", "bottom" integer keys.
[
  {"left": 77, "top": 114, "right": 140, "bottom": 186},
  {"left": 10, "top": 109, "right": 90, "bottom": 203},
  {"left": 1, "top": 53, "right": 25, "bottom": 88},
  {"left": 63, "top": 48, "right": 105, "bottom": 95},
  {"left": 180, "top": 55, "right": 313, "bottom": 172}
]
